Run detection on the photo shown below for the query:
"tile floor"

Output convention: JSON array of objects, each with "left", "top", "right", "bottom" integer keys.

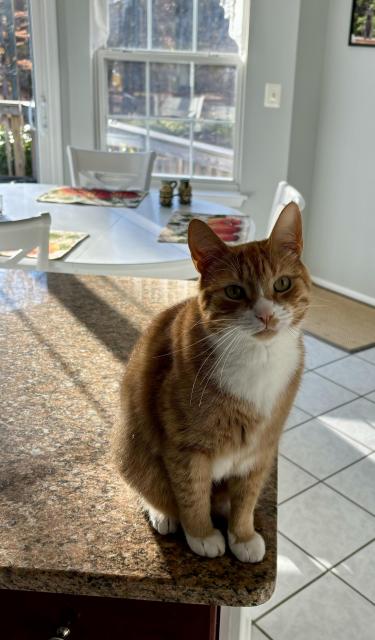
[{"left": 250, "top": 334, "right": 375, "bottom": 640}]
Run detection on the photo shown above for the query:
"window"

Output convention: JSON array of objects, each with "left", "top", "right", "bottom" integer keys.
[
  {"left": 0, "top": 0, "right": 35, "bottom": 179},
  {"left": 96, "top": 0, "right": 248, "bottom": 182}
]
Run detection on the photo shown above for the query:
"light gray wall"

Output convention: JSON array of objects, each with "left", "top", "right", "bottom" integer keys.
[
  {"left": 303, "top": 0, "right": 375, "bottom": 300},
  {"left": 287, "top": 0, "right": 329, "bottom": 233},
  {"left": 56, "top": 0, "right": 94, "bottom": 181},
  {"left": 240, "top": 0, "right": 301, "bottom": 238}
]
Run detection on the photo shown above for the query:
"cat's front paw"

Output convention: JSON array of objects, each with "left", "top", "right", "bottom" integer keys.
[
  {"left": 228, "top": 531, "right": 265, "bottom": 563},
  {"left": 146, "top": 505, "right": 179, "bottom": 535},
  {"left": 185, "top": 529, "right": 226, "bottom": 558}
]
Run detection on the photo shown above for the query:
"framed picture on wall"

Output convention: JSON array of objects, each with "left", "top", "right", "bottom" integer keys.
[{"left": 349, "top": 0, "right": 375, "bottom": 46}]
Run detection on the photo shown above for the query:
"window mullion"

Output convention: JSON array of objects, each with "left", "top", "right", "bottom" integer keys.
[
  {"left": 147, "top": 0, "right": 152, "bottom": 50},
  {"left": 192, "top": 0, "right": 198, "bottom": 53},
  {"left": 145, "top": 60, "right": 150, "bottom": 152}
]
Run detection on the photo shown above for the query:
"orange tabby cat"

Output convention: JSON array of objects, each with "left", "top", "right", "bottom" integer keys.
[{"left": 112, "top": 203, "right": 311, "bottom": 562}]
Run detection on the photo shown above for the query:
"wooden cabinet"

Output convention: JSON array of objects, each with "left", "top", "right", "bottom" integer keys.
[{"left": 0, "top": 589, "right": 218, "bottom": 640}]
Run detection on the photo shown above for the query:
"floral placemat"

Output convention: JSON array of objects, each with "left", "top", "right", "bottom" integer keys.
[
  {"left": 37, "top": 187, "right": 146, "bottom": 208},
  {"left": 158, "top": 211, "right": 251, "bottom": 245},
  {"left": 0, "top": 230, "right": 89, "bottom": 261}
]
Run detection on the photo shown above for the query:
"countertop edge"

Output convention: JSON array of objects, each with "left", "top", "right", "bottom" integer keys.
[{"left": 0, "top": 565, "right": 276, "bottom": 607}]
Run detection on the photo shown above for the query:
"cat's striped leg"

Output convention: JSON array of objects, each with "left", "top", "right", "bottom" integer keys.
[
  {"left": 166, "top": 452, "right": 226, "bottom": 559},
  {"left": 227, "top": 469, "right": 268, "bottom": 563}
]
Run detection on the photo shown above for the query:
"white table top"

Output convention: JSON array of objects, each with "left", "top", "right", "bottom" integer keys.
[{"left": 0, "top": 183, "right": 255, "bottom": 278}]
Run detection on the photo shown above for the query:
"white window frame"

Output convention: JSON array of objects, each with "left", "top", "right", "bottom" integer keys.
[
  {"left": 95, "top": 1, "right": 250, "bottom": 190},
  {"left": 29, "top": 0, "right": 64, "bottom": 184}
]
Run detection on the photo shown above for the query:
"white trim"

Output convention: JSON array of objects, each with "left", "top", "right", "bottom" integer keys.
[
  {"left": 219, "top": 606, "right": 252, "bottom": 640},
  {"left": 29, "top": 0, "right": 64, "bottom": 183},
  {"left": 311, "top": 276, "right": 375, "bottom": 308},
  {"left": 95, "top": 42, "right": 245, "bottom": 184}
]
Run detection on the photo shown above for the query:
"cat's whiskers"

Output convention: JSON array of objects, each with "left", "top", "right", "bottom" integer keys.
[
  {"left": 219, "top": 332, "right": 243, "bottom": 389},
  {"left": 189, "top": 327, "right": 239, "bottom": 406},
  {"left": 155, "top": 321, "right": 229, "bottom": 358},
  {"left": 198, "top": 330, "right": 241, "bottom": 407}
]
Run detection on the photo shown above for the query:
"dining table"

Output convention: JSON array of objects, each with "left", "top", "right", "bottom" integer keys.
[{"left": 0, "top": 183, "right": 255, "bottom": 279}]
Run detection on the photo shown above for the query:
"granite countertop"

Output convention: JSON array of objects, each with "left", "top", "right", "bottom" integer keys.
[{"left": 0, "top": 269, "right": 277, "bottom": 607}]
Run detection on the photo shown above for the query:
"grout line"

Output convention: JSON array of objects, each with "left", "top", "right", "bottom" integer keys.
[
  {"left": 255, "top": 537, "right": 375, "bottom": 625},
  {"left": 322, "top": 478, "right": 375, "bottom": 518},
  {"left": 322, "top": 450, "right": 374, "bottom": 482},
  {"left": 278, "top": 455, "right": 375, "bottom": 518},
  {"left": 352, "top": 353, "right": 375, "bottom": 365},
  {"left": 278, "top": 480, "right": 320, "bottom": 506},
  {"left": 306, "top": 353, "right": 350, "bottom": 371},
  {"left": 255, "top": 530, "right": 375, "bottom": 631},
  {"left": 283, "top": 414, "right": 313, "bottom": 432},
  {"left": 327, "top": 537, "right": 375, "bottom": 572},
  {"left": 313, "top": 368, "right": 374, "bottom": 397},
  {"left": 254, "top": 568, "right": 328, "bottom": 623},
  {"left": 293, "top": 393, "right": 360, "bottom": 420},
  {"left": 332, "top": 568, "right": 375, "bottom": 607},
  {"left": 278, "top": 453, "right": 321, "bottom": 481},
  {"left": 284, "top": 404, "right": 375, "bottom": 453},
  {"left": 275, "top": 530, "right": 328, "bottom": 570},
  {"left": 253, "top": 622, "right": 274, "bottom": 639}
]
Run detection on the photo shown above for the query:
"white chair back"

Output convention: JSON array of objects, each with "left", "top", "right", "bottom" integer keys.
[
  {"left": 67, "top": 147, "right": 156, "bottom": 192},
  {"left": 267, "top": 181, "right": 306, "bottom": 237},
  {"left": 0, "top": 213, "right": 51, "bottom": 270}
]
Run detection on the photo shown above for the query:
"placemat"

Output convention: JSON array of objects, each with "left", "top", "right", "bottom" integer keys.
[
  {"left": 0, "top": 230, "right": 88, "bottom": 260},
  {"left": 158, "top": 211, "right": 251, "bottom": 244},
  {"left": 37, "top": 187, "right": 146, "bottom": 208},
  {"left": 304, "top": 284, "right": 375, "bottom": 352}
]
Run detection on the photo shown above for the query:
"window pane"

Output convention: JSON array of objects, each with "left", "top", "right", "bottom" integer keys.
[
  {"left": 107, "top": 61, "right": 146, "bottom": 116},
  {"left": 107, "top": 0, "right": 147, "bottom": 49},
  {"left": 107, "top": 119, "right": 147, "bottom": 152},
  {"left": 150, "top": 119, "right": 190, "bottom": 175},
  {"left": 150, "top": 63, "right": 191, "bottom": 117},
  {"left": 152, "top": 0, "right": 193, "bottom": 50},
  {"left": 193, "top": 122, "right": 233, "bottom": 178},
  {"left": 197, "top": 0, "right": 239, "bottom": 53},
  {"left": 195, "top": 65, "right": 236, "bottom": 121}
]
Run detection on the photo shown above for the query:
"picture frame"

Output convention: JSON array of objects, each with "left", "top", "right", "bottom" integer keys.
[{"left": 349, "top": 0, "right": 375, "bottom": 46}]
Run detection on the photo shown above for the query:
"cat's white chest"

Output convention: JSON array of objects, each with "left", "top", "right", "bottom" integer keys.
[{"left": 212, "top": 329, "right": 301, "bottom": 418}]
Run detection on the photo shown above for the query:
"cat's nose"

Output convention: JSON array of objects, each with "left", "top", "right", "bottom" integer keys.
[{"left": 256, "top": 311, "right": 274, "bottom": 327}]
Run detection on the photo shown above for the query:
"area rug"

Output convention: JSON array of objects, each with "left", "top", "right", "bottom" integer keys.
[{"left": 304, "top": 284, "right": 375, "bottom": 352}]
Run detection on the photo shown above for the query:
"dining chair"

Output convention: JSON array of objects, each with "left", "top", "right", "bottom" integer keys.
[
  {"left": 266, "top": 181, "right": 306, "bottom": 237},
  {"left": 67, "top": 146, "right": 156, "bottom": 192},
  {"left": 0, "top": 213, "right": 51, "bottom": 270}
]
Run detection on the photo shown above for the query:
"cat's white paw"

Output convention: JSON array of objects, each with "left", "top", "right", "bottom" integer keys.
[
  {"left": 228, "top": 531, "right": 265, "bottom": 563},
  {"left": 185, "top": 528, "right": 226, "bottom": 558},
  {"left": 146, "top": 505, "right": 178, "bottom": 535}
]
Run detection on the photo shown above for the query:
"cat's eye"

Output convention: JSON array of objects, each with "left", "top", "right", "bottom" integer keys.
[
  {"left": 274, "top": 276, "right": 292, "bottom": 293},
  {"left": 225, "top": 285, "right": 245, "bottom": 300}
]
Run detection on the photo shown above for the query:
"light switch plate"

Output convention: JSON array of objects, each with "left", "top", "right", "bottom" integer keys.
[{"left": 264, "top": 83, "right": 282, "bottom": 108}]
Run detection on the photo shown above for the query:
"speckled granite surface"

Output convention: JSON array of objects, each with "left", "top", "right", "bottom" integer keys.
[{"left": 0, "top": 269, "right": 277, "bottom": 606}]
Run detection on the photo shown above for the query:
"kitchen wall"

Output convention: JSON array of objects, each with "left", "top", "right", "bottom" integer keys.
[
  {"left": 240, "top": 0, "right": 301, "bottom": 236},
  {"left": 287, "top": 0, "right": 329, "bottom": 235},
  {"left": 301, "top": 0, "right": 375, "bottom": 302}
]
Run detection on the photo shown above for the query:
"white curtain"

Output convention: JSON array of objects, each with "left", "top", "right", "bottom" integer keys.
[
  {"left": 219, "top": 0, "right": 245, "bottom": 51},
  {"left": 90, "top": 0, "right": 109, "bottom": 55}
]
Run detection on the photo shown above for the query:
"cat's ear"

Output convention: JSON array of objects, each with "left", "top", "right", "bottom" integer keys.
[
  {"left": 188, "top": 219, "right": 228, "bottom": 273},
  {"left": 269, "top": 202, "right": 303, "bottom": 257}
]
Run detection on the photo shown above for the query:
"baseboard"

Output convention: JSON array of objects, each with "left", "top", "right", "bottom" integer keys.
[
  {"left": 219, "top": 606, "right": 252, "bottom": 640},
  {"left": 311, "top": 276, "right": 375, "bottom": 308}
]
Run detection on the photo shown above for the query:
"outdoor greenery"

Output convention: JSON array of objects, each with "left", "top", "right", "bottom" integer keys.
[
  {"left": 351, "top": 0, "right": 375, "bottom": 38},
  {"left": 0, "top": 124, "right": 33, "bottom": 177}
]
